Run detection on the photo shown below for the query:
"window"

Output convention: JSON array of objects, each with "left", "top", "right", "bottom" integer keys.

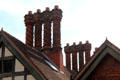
[
  {"left": 0, "top": 58, "right": 14, "bottom": 74},
  {"left": 3, "top": 59, "right": 13, "bottom": 73}
]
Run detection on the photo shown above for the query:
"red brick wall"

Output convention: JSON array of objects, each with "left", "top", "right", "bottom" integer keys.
[
  {"left": 45, "top": 48, "right": 64, "bottom": 71},
  {"left": 88, "top": 54, "right": 120, "bottom": 80}
]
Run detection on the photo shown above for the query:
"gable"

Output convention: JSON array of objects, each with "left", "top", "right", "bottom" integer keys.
[
  {"left": 75, "top": 40, "right": 120, "bottom": 80},
  {"left": 0, "top": 31, "right": 67, "bottom": 80},
  {"left": 87, "top": 54, "right": 120, "bottom": 80},
  {"left": 0, "top": 31, "right": 48, "bottom": 80},
  {"left": 0, "top": 43, "right": 36, "bottom": 80}
]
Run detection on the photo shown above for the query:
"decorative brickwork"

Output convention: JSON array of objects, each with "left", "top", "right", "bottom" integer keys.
[
  {"left": 24, "top": 11, "right": 34, "bottom": 47},
  {"left": 71, "top": 42, "right": 78, "bottom": 71},
  {"left": 48, "top": 5, "right": 63, "bottom": 71},
  {"left": 84, "top": 41, "right": 91, "bottom": 64},
  {"left": 43, "top": 7, "right": 52, "bottom": 49},
  {"left": 78, "top": 42, "right": 84, "bottom": 69},
  {"left": 24, "top": 6, "right": 64, "bottom": 71},
  {"left": 34, "top": 9, "right": 42, "bottom": 49},
  {"left": 64, "top": 41, "right": 92, "bottom": 72},
  {"left": 64, "top": 43, "right": 71, "bottom": 71},
  {"left": 52, "top": 5, "right": 62, "bottom": 48}
]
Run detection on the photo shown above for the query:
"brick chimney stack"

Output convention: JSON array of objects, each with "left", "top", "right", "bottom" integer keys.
[
  {"left": 64, "top": 41, "right": 92, "bottom": 72},
  {"left": 24, "top": 11, "right": 34, "bottom": 47},
  {"left": 72, "top": 42, "right": 78, "bottom": 71},
  {"left": 34, "top": 9, "right": 42, "bottom": 50},
  {"left": 64, "top": 43, "right": 71, "bottom": 71},
  {"left": 50, "top": 5, "right": 63, "bottom": 71},
  {"left": 78, "top": 41, "right": 84, "bottom": 69},
  {"left": 24, "top": 6, "right": 64, "bottom": 72},
  {"left": 43, "top": 7, "right": 51, "bottom": 49},
  {"left": 84, "top": 41, "right": 91, "bottom": 64},
  {"left": 52, "top": 5, "right": 62, "bottom": 48}
]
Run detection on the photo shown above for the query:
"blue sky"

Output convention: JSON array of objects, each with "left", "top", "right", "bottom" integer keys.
[{"left": 0, "top": 0, "right": 120, "bottom": 53}]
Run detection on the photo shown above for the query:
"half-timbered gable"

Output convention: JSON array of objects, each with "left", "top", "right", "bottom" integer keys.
[{"left": 0, "top": 30, "right": 68, "bottom": 80}]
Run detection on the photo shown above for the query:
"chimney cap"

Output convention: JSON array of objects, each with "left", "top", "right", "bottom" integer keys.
[
  {"left": 28, "top": 11, "right": 32, "bottom": 15},
  {"left": 73, "top": 42, "right": 76, "bottom": 45},
  {"left": 54, "top": 5, "right": 59, "bottom": 9},
  {"left": 79, "top": 41, "right": 82, "bottom": 44},
  {"left": 86, "top": 40, "right": 89, "bottom": 44},
  {"left": 37, "top": 9, "right": 41, "bottom": 13},
  {"left": 46, "top": 7, "right": 50, "bottom": 11},
  {"left": 66, "top": 43, "right": 69, "bottom": 46}
]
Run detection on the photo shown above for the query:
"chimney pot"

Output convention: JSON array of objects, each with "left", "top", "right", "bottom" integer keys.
[
  {"left": 28, "top": 11, "right": 32, "bottom": 15},
  {"left": 79, "top": 41, "right": 82, "bottom": 44},
  {"left": 73, "top": 42, "right": 76, "bottom": 45},
  {"left": 54, "top": 5, "right": 59, "bottom": 9},
  {"left": 46, "top": 7, "right": 50, "bottom": 11},
  {"left": 37, "top": 9, "right": 41, "bottom": 13},
  {"left": 66, "top": 43, "right": 69, "bottom": 46},
  {"left": 86, "top": 40, "right": 89, "bottom": 44}
]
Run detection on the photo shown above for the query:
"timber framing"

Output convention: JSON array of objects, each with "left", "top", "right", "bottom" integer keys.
[
  {"left": 0, "top": 31, "right": 47, "bottom": 80},
  {"left": 0, "top": 71, "right": 30, "bottom": 78},
  {"left": 0, "top": 41, "right": 32, "bottom": 80},
  {"left": 0, "top": 30, "right": 67, "bottom": 80}
]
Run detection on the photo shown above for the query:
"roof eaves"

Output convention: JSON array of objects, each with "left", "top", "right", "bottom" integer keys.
[{"left": 0, "top": 31, "right": 47, "bottom": 80}]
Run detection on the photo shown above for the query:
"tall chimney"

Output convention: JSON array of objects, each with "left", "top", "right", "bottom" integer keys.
[
  {"left": 43, "top": 7, "right": 51, "bottom": 49},
  {"left": 52, "top": 5, "right": 62, "bottom": 48},
  {"left": 64, "top": 43, "right": 71, "bottom": 71},
  {"left": 72, "top": 42, "right": 78, "bottom": 71},
  {"left": 34, "top": 9, "right": 42, "bottom": 50},
  {"left": 24, "top": 11, "right": 34, "bottom": 47},
  {"left": 84, "top": 41, "right": 91, "bottom": 64},
  {"left": 78, "top": 41, "right": 84, "bottom": 70},
  {"left": 50, "top": 5, "right": 64, "bottom": 71}
]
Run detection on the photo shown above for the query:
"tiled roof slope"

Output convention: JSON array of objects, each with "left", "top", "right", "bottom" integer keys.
[
  {"left": 74, "top": 40, "right": 120, "bottom": 80},
  {"left": 0, "top": 30, "right": 70, "bottom": 80}
]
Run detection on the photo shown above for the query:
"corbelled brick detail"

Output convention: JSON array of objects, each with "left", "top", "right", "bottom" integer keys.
[
  {"left": 24, "top": 11, "right": 34, "bottom": 47},
  {"left": 48, "top": 5, "right": 64, "bottom": 71},
  {"left": 78, "top": 42, "right": 84, "bottom": 69},
  {"left": 24, "top": 6, "right": 64, "bottom": 72},
  {"left": 34, "top": 9, "right": 42, "bottom": 49},
  {"left": 52, "top": 5, "right": 62, "bottom": 48},
  {"left": 43, "top": 7, "right": 51, "bottom": 49},
  {"left": 64, "top": 41, "right": 92, "bottom": 73},
  {"left": 64, "top": 43, "right": 71, "bottom": 71},
  {"left": 84, "top": 41, "right": 91, "bottom": 64},
  {"left": 72, "top": 42, "right": 78, "bottom": 71}
]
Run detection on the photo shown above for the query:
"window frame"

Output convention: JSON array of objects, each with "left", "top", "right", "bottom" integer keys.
[{"left": 0, "top": 56, "right": 15, "bottom": 74}]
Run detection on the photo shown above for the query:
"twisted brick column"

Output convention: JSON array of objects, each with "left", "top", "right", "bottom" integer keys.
[
  {"left": 24, "top": 11, "right": 34, "bottom": 47},
  {"left": 64, "top": 43, "right": 71, "bottom": 71},
  {"left": 78, "top": 42, "right": 84, "bottom": 70},
  {"left": 34, "top": 9, "right": 42, "bottom": 49},
  {"left": 49, "top": 5, "right": 64, "bottom": 71},
  {"left": 84, "top": 41, "right": 91, "bottom": 64},
  {"left": 52, "top": 5, "right": 62, "bottom": 48},
  {"left": 43, "top": 7, "right": 51, "bottom": 49},
  {"left": 72, "top": 42, "right": 78, "bottom": 71}
]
